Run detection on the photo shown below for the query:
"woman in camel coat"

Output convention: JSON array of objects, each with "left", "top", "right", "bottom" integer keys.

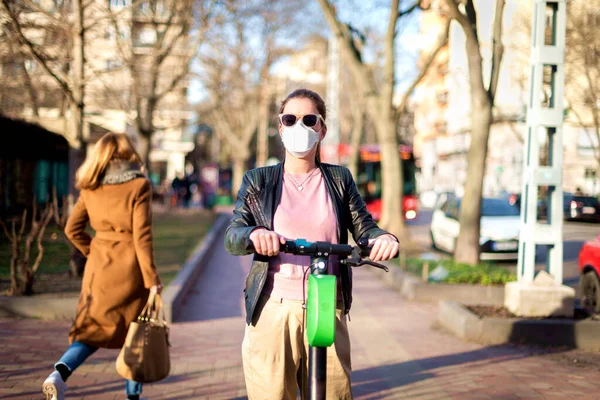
[{"left": 42, "top": 132, "right": 162, "bottom": 400}]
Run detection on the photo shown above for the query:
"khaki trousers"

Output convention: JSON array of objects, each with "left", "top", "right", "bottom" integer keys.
[{"left": 242, "top": 295, "right": 352, "bottom": 400}]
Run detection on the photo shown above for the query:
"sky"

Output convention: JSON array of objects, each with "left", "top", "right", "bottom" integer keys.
[{"left": 186, "top": 0, "right": 424, "bottom": 107}]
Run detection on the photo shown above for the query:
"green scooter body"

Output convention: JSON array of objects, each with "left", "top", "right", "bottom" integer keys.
[{"left": 306, "top": 274, "right": 337, "bottom": 347}]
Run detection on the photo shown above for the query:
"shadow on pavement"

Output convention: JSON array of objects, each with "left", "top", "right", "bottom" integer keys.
[
  {"left": 156, "top": 382, "right": 247, "bottom": 400},
  {"left": 67, "top": 380, "right": 124, "bottom": 397},
  {"left": 351, "top": 344, "right": 570, "bottom": 397}
]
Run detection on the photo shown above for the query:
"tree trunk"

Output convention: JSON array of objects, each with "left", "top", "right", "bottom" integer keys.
[
  {"left": 454, "top": 99, "right": 492, "bottom": 265},
  {"left": 256, "top": 88, "right": 270, "bottom": 168},
  {"left": 19, "top": 268, "right": 33, "bottom": 296},
  {"left": 232, "top": 157, "right": 246, "bottom": 197},
  {"left": 138, "top": 133, "right": 152, "bottom": 169},
  {"left": 347, "top": 109, "right": 364, "bottom": 180},
  {"left": 10, "top": 240, "right": 19, "bottom": 296},
  {"left": 73, "top": 0, "right": 84, "bottom": 145},
  {"left": 376, "top": 119, "right": 409, "bottom": 242},
  {"left": 20, "top": 60, "right": 39, "bottom": 117},
  {"left": 67, "top": 0, "right": 86, "bottom": 196}
]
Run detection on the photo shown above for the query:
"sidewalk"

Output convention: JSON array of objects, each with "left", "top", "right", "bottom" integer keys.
[{"left": 1, "top": 229, "right": 600, "bottom": 399}]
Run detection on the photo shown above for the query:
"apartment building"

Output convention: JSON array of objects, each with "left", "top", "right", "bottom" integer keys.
[
  {"left": 0, "top": 0, "right": 194, "bottom": 185},
  {"left": 413, "top": 0, "right": 599, "bottom": 197}
]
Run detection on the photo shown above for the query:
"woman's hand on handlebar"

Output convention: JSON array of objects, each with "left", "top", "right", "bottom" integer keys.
[
  {"left": 369, "top": 234, "right": 399, "bottom": 262},
  {"left": 249, "top": 228, "right": 286, "bottom": 257}
]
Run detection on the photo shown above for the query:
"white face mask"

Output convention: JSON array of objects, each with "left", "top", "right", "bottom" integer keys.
[{"left": 281, "top": 122, "right": 321, "bottom": 158}]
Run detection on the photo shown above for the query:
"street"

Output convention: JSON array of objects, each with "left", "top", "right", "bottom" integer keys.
[{"left": 408, "top": 208, "right": 599, "bottom": 288}]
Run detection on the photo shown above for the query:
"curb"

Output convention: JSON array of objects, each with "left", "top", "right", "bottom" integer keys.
[
  {"left": 0, "top": 293, "right": 79, "bottom": 320},
  {"left": 437, "top": 300, "right": 600, "bottom": 350},
  {"left": 162, "top": 212, "right": 230, "bottom": 323},
  {"left": 370, "top": 265, "right": 505, "bottom": 306},
  {"left": 0, "top": 213, "right": 231, "bottom": 322}
]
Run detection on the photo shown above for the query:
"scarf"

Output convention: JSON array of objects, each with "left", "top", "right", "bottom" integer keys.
[{"left": 101, "top": 160, "right": 146, "bottom": 185}]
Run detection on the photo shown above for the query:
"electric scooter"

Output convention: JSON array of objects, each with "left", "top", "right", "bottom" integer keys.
[{"left": 274, "top": 237, "right": 391, "bottom": 400}]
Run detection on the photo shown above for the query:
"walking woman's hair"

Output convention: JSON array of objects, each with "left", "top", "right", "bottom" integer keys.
[
  {"left": 75, "top": 132, "right": 143, "bottom": 190},
  {"left": 279, "top": 88, "right": 327, "bottom": 164}
]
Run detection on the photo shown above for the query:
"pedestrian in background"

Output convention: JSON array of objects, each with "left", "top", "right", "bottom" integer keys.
[
  {"left": 225, "top": 89, "right": 399, "bottom": 399},
  {"left": 171, "top": 170, "right": 191, "bottom": 208},
  {"left": 42, "top": 132, "right": 163, "bottom": 400}
]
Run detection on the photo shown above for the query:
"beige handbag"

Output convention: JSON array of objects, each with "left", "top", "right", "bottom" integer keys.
[{"left": 116, "top": 293, "right": 171, "bottom": 383}]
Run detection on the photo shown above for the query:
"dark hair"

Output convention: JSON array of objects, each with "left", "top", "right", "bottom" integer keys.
[{"left": 278, "top": 89, "right": 327, "bottom": 164}]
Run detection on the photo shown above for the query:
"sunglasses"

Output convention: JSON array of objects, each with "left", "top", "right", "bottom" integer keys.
[{"left": 278, "top": 113, "right": 324, "bottom": 128}]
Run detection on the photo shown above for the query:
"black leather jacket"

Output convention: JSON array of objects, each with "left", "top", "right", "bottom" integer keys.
[{"left": 224, "top": 162, "right": 391, "bottom": 325}]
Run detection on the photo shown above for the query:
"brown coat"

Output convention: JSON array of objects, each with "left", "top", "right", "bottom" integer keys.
[{"left": 65, "top": 177, "right": 160, "bottom": 349}]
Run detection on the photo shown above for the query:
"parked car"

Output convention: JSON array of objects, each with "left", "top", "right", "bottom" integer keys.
[
  {"left": 578, "top": 236, "right": 600, "bottom": 313},
  {"left": 430, "top": 197, "right": 520, "bottom": 260},
  {"left": 433, "top": 191, "right": 456, "bottom": 210},
  {"left": 538, "top": 193, "right": 600, "bottom": 222}
]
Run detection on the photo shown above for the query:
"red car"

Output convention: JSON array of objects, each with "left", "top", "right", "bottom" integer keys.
[{"left": 579, "top": 235, "right": 600, "bottom": 313}]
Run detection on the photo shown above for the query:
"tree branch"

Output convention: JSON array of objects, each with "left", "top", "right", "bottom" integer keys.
[
  {"left": 32, "top": 206, "right": 53, "bottom": 274},
  {"left": 0, "top": 0, "right": 74, "bottom": 102},
  {"left": 316, "top": 0, "right": 376, "bottom": 98},
  {"left": 444, "top": 0, "right": 471, "bottom": 33},
  {"left": 18, "top": 209, "right": 27, "bottom": 238},
  {"left": 210, "top": 108, "right": 252, "bottom": 157},
  {"left": 0, "top": 220, "right": 14, "bottom": 244},
  {"left": 488, "top": 0, "right": 505, "bottom": 103},
  {"left": 399, "top": 1, "right": 424, "bottom": 18},
  {"left": 568, "top": 97, "right": 600, "bottom": 162}
]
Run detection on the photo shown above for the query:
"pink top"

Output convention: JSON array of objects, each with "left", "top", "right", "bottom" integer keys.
[{"left": 262, "top": 169, "right": 339, "bottom": 301}]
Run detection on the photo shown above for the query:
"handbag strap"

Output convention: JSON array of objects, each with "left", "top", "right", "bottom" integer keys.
[
  {"left": 138, "top": 292, "right": 167, "bottom": 326},
  {"left": 152, "top": 293, "right": 167, "bottom": 324},
  {"left": 138, "top": 292, "right": 156, "bottom": 322}
]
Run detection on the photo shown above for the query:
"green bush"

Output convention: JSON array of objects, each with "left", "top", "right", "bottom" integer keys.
[{"left": 399, "top": 258, "right": 516, "bottom": 285}]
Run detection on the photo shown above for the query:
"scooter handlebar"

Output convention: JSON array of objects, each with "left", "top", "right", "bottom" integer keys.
[
  {"left": 247, "top": 237, "right": 390, "bottom": 272},
  {"left": 281, "top": 240, "right": 355, "bottom": 257}
]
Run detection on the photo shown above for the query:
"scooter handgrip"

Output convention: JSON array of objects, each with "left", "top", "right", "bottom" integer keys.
[{"left": 329, "top": 243, "right": 354, "bottom": 256}]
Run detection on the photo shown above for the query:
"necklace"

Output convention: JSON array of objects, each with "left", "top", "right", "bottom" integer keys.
[{"left": 285, "top": 168, "right": 318, "bottom": 191}]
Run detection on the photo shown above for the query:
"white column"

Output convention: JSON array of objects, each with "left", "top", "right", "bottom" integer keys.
[{"left": 517, "top": 0, "right": 566, "bottom": 284}]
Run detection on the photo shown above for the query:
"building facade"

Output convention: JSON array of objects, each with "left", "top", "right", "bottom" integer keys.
[
  {"left": 413, "top": 0, "right": 599, "bottom": 198},
  {"left": 0, "top": 0, "right": 194, "bottom": 186}
]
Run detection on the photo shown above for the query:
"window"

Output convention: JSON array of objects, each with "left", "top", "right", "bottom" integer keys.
[
  {"left": 105, "top": 26, "right": 115, "bottom": 40},
  {"left": 24, "top": 60, "right": 36, "bottom": 72},
  {"left": 106, "top": 59, "right": 122, "bottom": 71},
  {"left": 578, "top": 128, "right": 598, "bottom": 157},
  {"left": 585, "top": 168, "right": 596, "bottom": 179},
  {"left": 109, "top": 0, "right": 129, "bottom": 10},
  {"left": 52, "top": 0, "right": 71, "bottom": 10},
  {"left": 135, "top": 28, "right": 157, "bottom": 46}
]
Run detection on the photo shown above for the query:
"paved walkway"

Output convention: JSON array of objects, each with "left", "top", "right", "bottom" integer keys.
[{"left": 2, "top": 228, "right": 600, "bottom": 399}]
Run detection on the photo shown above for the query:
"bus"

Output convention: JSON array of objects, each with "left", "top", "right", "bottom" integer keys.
[{"left": 355, "top": 144, "right": 418, "bottom": 221}]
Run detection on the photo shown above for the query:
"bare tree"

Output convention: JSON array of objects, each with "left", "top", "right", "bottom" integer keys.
[
  {"left": 317, "top": 0, "right": 449, "bottom": 241},
  {"left": 443, "top": 0, "right": 505, "bottom": 265},
  {"left": 1, "top": 0, "right": 87, "bottom": 166},
  {"left": 0, "top": 201, "right": 54, "bottom": 296},
  {"left": 200, "top": 0, "right": 309, "bottom": 194},
  {"left": 108, "top": 0, "right": 216, "bottom": 167},
  {"left": 0, "top": 22, "right": 42, "bottom": 117},
  {"left": 565, "top": 0, "right": 600, "bottom": 175},
  {"left": 201, "top": 4, "right": 264, "bottom": 195}
]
